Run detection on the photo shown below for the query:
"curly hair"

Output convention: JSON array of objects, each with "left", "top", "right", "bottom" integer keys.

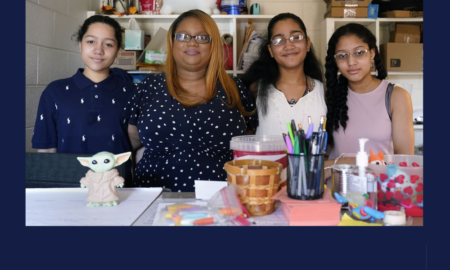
[
  {"left": 241, "top": 13, "right": 323, "bottom": 116},
  {"left": 325, "top": 23, "right": 387, "bottom": 145}
]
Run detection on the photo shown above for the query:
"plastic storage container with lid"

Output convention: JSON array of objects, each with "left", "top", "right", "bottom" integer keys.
[
  {"left": 230, "top": 135, "right": 287, "bottom": 183},
  {"left": 368, "top": 155, "right": 423, "bottom": 217}
]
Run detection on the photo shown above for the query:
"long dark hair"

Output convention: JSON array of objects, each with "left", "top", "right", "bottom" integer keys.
[
  {"left": 241, "top": 13, "right": 323, "bottom": 116},
  {"left": 325, "top": 23, "right": 387, "bottom": 145},
  {"left": 73, "top": 15, "right": 123, "bottom": 48}
]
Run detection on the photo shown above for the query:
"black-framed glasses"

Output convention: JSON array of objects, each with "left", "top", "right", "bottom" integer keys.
[
  {"left": 175, "top": 33, "right": 212, "bottom": 44},
  {"left": 334, "top": 49, "right": 369, "bottom": 62},
  {"left": 271, "top": 34, "right": 304, "bottom": 46}
]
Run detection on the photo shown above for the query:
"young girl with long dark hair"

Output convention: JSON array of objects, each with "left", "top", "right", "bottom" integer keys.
[
  {"left": 324, "top": 23, "right": 414, "bottom": 173},
  {"left": 242, "top": 13, "right": 325, "bottom": 135}
]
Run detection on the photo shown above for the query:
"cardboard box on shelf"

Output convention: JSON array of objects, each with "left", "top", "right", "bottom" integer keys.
[
  {"left": 389, "top": 24, "right": 421, "bottom": 43},
  {"left": 411, "top": 11, "right": 423, "bottom": 18},
  {"left": 136, "top": 27, "right": 168, "bottom": 68},
  {"left": 324, "top": 0, "right": 370, "bottom": 7},
  {"left": 380, "top": 43, "right": 423, "bottom": 72},
  {"left": 380, "top": 10, "right": 411, "bottom": 18},
  {"left": 324, "top": 7, "right": 368, "bottom": 18},
  {"left": 110, "top": 50, "right": 139, "bottom": 70}
]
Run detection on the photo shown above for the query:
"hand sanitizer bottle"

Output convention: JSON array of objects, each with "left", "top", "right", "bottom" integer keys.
[{"left": 348, "top": 138, "right": 377, "bottom": 209}]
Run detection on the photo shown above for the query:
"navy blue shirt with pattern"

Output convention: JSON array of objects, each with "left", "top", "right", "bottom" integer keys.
[
  {"left": 32, "top": 69, "right": 136, "bottom": 155},
  {"left": 126, "top": 73, "right": 257, "bottom": 192}
]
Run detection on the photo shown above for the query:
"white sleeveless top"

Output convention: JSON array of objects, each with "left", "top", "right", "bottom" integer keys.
[{"left": 256, "top": 79, "right": 327, "bottom": 136}]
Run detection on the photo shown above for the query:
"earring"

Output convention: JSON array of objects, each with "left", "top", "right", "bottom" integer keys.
[{"left": 371, "top": 60, "right": 374, "bottom": 68}]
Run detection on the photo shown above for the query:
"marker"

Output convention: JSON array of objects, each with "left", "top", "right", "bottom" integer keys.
[
  {"left": 285, "top": 134, "right": 294, "bottom": 154},
  {"left": 294, "top": 133, "right": 300, "bottom": 155},
  {"left": 306, "top": 122, "right": 314, "bottom": 139},
  {"left": 287, "top": 122, "right": 295, "bottom": 148}
]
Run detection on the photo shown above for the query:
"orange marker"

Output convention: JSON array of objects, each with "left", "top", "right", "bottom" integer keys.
[
  {"left": 193, "top": 217, "right": 214, "bottom": 225},
  {"left": 219, "top": 208, "right": 240, "bottom": 216}
]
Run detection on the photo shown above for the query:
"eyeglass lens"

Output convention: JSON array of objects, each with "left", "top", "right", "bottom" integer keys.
[{"left": 272, "top": 34, "right": 304, "bottom": 46}]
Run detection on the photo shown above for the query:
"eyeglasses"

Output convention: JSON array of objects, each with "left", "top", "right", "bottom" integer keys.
[
  {"left": 175, "top": 33, "right": 212, "bottom": 44},
  {"left": 271, "top": 34, "right": 304, "bottom": 46},
  {"left": 334, "top": 49, "right": 369, "bottom": 62}
]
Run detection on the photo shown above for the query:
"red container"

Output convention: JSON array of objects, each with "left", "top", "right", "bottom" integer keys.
[
  {"left": 140, "top": 0, "right": 158, "bottom": 15},
  {"left": 230, "top": 135, "right": 287, "bottom": 184},
  {"left": 223, "top": 44, "right": 233, "bottom": 70}
]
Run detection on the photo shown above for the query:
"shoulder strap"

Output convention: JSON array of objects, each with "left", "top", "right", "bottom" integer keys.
[{"left": 385, "top": 83, "right": 395, "bottom": 121}]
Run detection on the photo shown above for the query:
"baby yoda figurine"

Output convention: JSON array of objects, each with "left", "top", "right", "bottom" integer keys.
[{"left": 77, "top": 151, "right": 131, "bottom": 207}]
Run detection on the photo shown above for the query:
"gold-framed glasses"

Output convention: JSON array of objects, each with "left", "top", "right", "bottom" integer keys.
[
  {"left": 334, "top": 49, "right": 369, "bottom": 62},
  {"left": 271, "top": 34, "right": 304, "bottom": 46}
]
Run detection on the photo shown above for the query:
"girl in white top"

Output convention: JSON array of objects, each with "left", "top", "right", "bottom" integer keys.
[{"left": 242, "top": 13, "right": 326, "bottom": 135}]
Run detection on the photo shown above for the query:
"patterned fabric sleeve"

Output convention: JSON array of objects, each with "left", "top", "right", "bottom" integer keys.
[
  {"left": 233, "top": 77, "right": 258, "bottom": 131},
  {"left": 123, "top": 81, "right": 145, "bottom": 126},
  {"left": 31, "top": 84, "right": 58, "bottom": 149}
]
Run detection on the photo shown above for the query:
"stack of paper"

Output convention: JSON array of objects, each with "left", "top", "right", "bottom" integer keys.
[{"left": 271, "top": 187, "right": 341, "bottom": 226}]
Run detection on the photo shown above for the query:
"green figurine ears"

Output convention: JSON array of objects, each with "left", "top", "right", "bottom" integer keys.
[{"left": 77, "top": 151, "right": 131, "bottom": 173}]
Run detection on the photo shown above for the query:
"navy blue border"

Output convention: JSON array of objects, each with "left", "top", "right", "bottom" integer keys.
[{"left": 13, "top": 1, "right": 445, "bottom": 268}]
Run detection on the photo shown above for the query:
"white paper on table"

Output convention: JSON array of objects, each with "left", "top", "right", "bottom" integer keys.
[
  {"left": 194, "top": 180, "right": 228, "bottom": 201},
  {"left": 26, "top": 188, "right": 162, "bottom": 226}
]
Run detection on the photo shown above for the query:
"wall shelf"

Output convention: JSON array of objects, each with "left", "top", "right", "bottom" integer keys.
[{"left": 88, "top": 12, "right": 275, "bottom": 77}]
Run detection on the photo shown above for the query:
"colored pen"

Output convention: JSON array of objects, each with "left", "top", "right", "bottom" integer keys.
[
  {"left": 291, "top": 119, "right": 297, "bottom": 133},
  {"left": 306, "top": 122, "right": 314, "bottom": 140},
  {"left": 294, "top": 133, "right": 300, "bottom": 155},
  {"left": 287, "top": 123, "right": 295, "bottom": 148},
  {"left": 285, "top": 135, "right": 293, "bottom": 154}
]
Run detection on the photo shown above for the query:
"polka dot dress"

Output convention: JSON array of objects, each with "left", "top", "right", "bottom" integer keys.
[{"left": 127, "top": 73, "right": 256, "bottom": 192}]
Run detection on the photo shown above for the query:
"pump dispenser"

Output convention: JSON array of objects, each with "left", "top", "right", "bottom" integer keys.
[
  {"left": 356, "top": 138, "right": 369, "bottom": 177},
  {"left": 348, "top": 138, "right": 377, "bottom": 214}
]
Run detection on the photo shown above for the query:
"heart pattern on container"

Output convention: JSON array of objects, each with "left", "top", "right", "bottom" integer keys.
[
  {"left": 394, "top": 190, "right": 404, "bottom": 200},
  {"left": 379, "top": 173, "right": 388, "bottom": 182},
  {"left": 388, "top": 180, "right": 396, "bottom": 188},
  {"left": 385, "top": 191, "right": 394, "bottom": 200},
  {"left": 410, "top": 175, "right": 420, "bottom": 184},
  {"left": 395, "top": 175, "right": 405, "bottom": 184},
  {"left": 415, "top": 183, "right": 423, "bottom": 192},
  {"left": 399, "top": 162, "right": 407, "bottom": 167},
  {"left": 401, "top": 197, "right": 412, "bottom": 207},
  {"left": 412, "top": 162, "right": 420, "bottom": 167},
  {"left": 403, "top": 186, "right": 413, "bottom": 195},
  {"left": 416, "top": 195, "right": 423, "bottom": 204}
]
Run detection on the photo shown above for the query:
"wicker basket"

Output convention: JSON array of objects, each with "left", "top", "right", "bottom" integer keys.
[{"left": 224, "top": 159, "right": 283, "bottom": 216}]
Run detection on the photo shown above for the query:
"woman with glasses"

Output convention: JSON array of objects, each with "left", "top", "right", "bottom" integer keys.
[
  {"left": 242, "top": 13, "right": 325, "bottom": 135},
  {"left": 324, "top": 23, "right": 414, "bottom": 174},
  {"left": 126, "top": 10, "right": 256, "bottom": 191}
]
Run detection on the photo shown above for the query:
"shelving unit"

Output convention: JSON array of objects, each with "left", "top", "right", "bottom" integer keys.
[
  {"left": 87, "top": 12, "right": 274, "bottom": 76},
  {"left": 320, "top": 17, "right": 423, "bottom": 77}
]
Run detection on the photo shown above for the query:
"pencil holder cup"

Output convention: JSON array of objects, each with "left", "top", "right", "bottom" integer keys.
[{"left": 287, "top": 153, "right": 325, "bottom": 200}]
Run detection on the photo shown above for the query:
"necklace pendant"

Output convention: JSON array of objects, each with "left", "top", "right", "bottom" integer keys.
[{"left": 289, "top": 98, "right": 296, "bottom": 105}]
